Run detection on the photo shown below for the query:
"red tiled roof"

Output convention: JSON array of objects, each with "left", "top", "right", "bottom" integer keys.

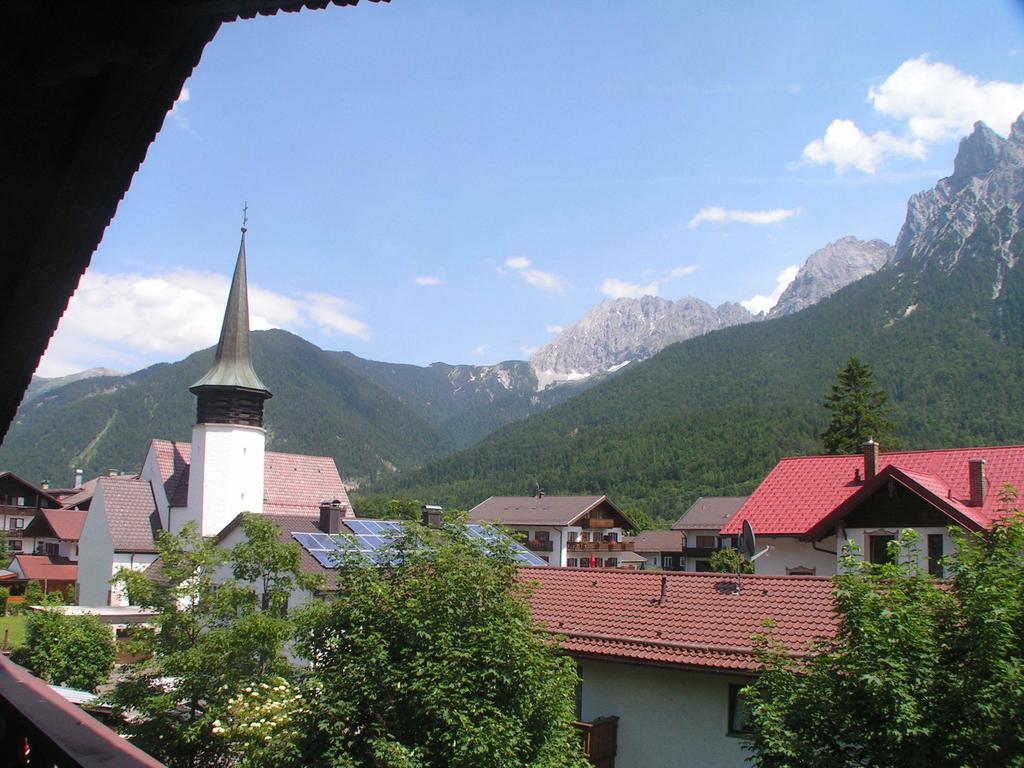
[
  {"left": 523, "top": 568, "right": 837, "bottom": 672},
  {"left": 263, "top": 452, "right": 348, "bottom": 515},
  {"left": 151, "top": 439, "right": 347, "bottom": 515},
  {"left": 11, "top": 555, "right": 77, "bottom": 582},
  {"left": 631, "top": 530, "right": 686, "bottom": 552},
  {"left": 673, "top": 496, "right": 748, "bottom": 531},
  {"left": 23, "top": 509, "right": 88, "bottom": 541},
  {"left": 721, "top": 445, "right": 1024, "bottom": 537},
  {"left": 149, "top": 439, "right": 191, "bottom": 508},
  {"left": 96, "top": 477, "right": 160, "bottom": 553}
]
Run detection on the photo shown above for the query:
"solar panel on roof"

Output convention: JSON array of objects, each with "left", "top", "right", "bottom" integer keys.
[{"left": 291, "top": 521, "right": 547, "bottom": 569}]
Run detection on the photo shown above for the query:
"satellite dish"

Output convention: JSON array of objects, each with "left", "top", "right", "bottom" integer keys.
[{"left": 739, "top": 520, "right": 756, "bottom": 559}]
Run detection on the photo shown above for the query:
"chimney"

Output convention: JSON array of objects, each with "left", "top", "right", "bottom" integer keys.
[
  {"left": 107, "top": 469, "right": 119, "bottom": 477},
  {"left": 862, "top": 439, "right": 880, "bottom": 480},
  {"left": 319, "top": 499, "right": 345, "bottom": 534},
  {"left": 73, "top": 469, "right": 83, "bottom": 489},
  {"left": 969, "top": 459, "right": 986, "bottom": 506},
  {"left": 535, "top": 484, "right": 545, "bottom": 499},
  {"left": 659, "top": 575, "right": 668, "bottom": 606},
  {"left": 39, "top": 480, "right": 49, "bottom": 491},
  {"left": 422, "top": 504, "right": 443, "bottom": 528}
]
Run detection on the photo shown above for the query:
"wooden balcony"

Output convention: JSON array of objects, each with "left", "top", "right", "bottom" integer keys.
[
  {"left": 574, "top": 716, "right": 618, "bottom": 768},
  {"left": 681, "top": 547, "right": 717, "bottom": 558},
  {"left": 568, "top": 541, "right": 634, "bottom": 552},
  {"left": 525, "top": 539, "right": 554, "bottom": 552},
  {"left": 585, "top": 519, "right": 615, "bottom": 529},
  {"left": 0, "top": 654, "right": 163, "bottom": 767}
]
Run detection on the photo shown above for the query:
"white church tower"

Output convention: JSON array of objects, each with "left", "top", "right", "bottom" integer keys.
[{"left": 185, "top": 213, "right": 272, "bottom": 537}]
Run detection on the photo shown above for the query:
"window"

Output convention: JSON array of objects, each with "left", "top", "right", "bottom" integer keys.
[
  {"left": 662, "top": 556, "right": 672, "bottom": 569},
  {"left": 10, "top": 518, "right": 23, "bottom": 530},
  {"left": 44, "top": 542, "right": 58, "bottom": 556},
  {"left": 579, "top": 559, "right": 590, "bottom": 569},
  {"left": 535, "top": 530, "right": 550, "bottom": 543},
  {"left": 696, "top": 534, "right": 717, "bottom": 548},
  {"left": 594, "top": 557, "right": 604, "bottom": 568},
  {"left": 928, "top": 534, "right": 944, "bottom": 578},
  {"left": 695, "top": 560, "right": 712, "bottom": 572},
  {"left": 605, "top": 532, "right": 618, "bottom": 543},
  {"left": 786, "top": 566, "right": 816, "bottom": 576},
  {"left": 605, "top": 557, "right": 617, "bottom": 567},
  {"left": 868, "top": 533, "right": 896, "bottom": 565},
  {"left": 728, "top": 684, "right": 753, "bottom": 736},
  {"left": 567, "top": 558, "right": 578, "bottom": 567},
  {"left": 567, "top": 531, "right": 578, "bottom": 543},
  {"left": 10, "top": 539, "right": 22, "bottom": 552}
]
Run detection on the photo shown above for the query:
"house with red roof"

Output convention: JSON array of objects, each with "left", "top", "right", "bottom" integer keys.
[
  {"left": 721, "top": 440, "right": 1024, "bottom": 576},
  {"left": 0, "top": 471, "right": 62, "bottom": 559},
  {"left": 5, "top": 554, "right": 78, "bottom": 600},
  {"left": 76, "top": 226, "right": 351, "bottom": 607},
  {"left": 525, "top": 567, "right": 837, "bottom": 767}
]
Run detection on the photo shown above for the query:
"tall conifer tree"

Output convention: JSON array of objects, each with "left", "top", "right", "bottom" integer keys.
[{"left": 821, "top": 357, "right": 898, "bottom": 454}]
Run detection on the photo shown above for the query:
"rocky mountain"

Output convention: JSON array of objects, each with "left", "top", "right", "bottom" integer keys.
[
  {"left": 768, "top": 236, "right": 891, "bottom": 318},
  {"left": 530, "top": 296, "right": 755, "bottom": 388},
  {"left": 376, "top": 115, "right": 1024, "bottom": 524}
]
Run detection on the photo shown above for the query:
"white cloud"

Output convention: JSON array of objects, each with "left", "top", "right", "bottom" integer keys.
[
  {"left": 520, "top": 345, "right": 538, "bottom": 356},
  {"left": 546, "top": 325, "right": 564, "bottom": 334},
  {"left": 802, "top": 56, "right": 1024, "bottom": 173},
  {"left": 600, "top": 263, "right": 700, "bottom": 299},
  {"left": 169, "top": 85, "right": 193, "bottom": 132},
  {"left": 688, "top": 206, "right": 801, "bottom": 229},
  {"left": 472, "top": 344, "right": 488, "bottom": 356},
  {"left": 741, "top": 265, "right": 800, "bottom": 315},
  {"left": 37, "top": 269, "right": 368, "bottom": 377},
  {"left": 415, "top": 276, "right": 444, "bottom": 286},
  {"left": 601, "top": 278, "right": 660, "bottom": 299},
  {"left": 501, "top": 256, "right": 568, "bottom": 294}
]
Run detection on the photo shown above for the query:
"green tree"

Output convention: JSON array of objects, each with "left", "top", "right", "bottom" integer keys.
[
  {"left": 292, "top": 522, "right": 589, "bottom": 768},
  {"left": 0, "top": 586, "right": 9, "bottom": 616},
  {"left": 109, "top": 518, "right": 320, "bottom": 768},
  {"left": 13, "top": 611, "right": 115, "bottom": 691},
  {"left": 23, "top": 579, "right": 43, "bottom": 606},
  {"left": 709, "top": 547, "right": 753, "bottom": 574},
  {"left": 821, "top": 357, "right": 899, "bottom": 454},
  {"left": 0, "top": 531, "right": 11, "bottom": 569},
  {"left": 745, "top": 488, "right": 1024, "bottom": 768}
]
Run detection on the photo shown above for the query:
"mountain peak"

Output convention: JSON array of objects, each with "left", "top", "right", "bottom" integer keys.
[
  {"left": 950, "top": 120, "right": 1005, "bottom": 189},
  {"left": 1010, "top": 112, "right": 1024, "bottom": 145}
]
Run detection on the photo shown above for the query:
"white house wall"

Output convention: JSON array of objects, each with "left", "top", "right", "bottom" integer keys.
[
  {"left": 841, "top": 526, "right": 953, "bottom": 575},
  {"left": 578, "top": 658, "right": 754, "bottom": 768},
  {"left": 752, "top": 536, "right": 838, "bottom": 577},
  {"left": 76, "top": 489, "right": 115, "bottom": 606}
]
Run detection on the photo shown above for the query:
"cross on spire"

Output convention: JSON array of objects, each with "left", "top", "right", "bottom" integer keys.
[{"left": 242, "top": 202, "right": 248, "bottom": 233}]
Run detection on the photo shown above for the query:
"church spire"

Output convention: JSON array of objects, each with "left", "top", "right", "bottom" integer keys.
[{"left": 189, "top": 211, "right": 272, "bottom": 426}]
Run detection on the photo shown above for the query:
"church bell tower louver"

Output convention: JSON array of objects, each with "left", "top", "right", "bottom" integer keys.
[{"left": 184, "top": 211, "right": 272, "bottom": 536}]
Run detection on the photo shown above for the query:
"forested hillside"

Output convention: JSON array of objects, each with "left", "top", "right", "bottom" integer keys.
[{"left": 0, "top": 330, "right": 449, "bottom": 486}]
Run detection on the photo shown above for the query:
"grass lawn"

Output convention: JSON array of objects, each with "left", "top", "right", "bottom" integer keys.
[{"left": 0, "top": 614, "right": 27, "bottom": 649}]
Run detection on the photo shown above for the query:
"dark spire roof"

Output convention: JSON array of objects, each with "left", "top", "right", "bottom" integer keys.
[{"left": 190, "top": 222, "right": 271, "bottom": 398}]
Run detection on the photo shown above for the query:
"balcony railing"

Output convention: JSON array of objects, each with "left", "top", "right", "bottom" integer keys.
[
  {"left": 525, "top": 539, "right": 554, "bottom": 552},
  {"left": 0, "top": 654, "right": 163, "bottom": 767},
  {"left": 681, "top": 547, "right": 717, "bottom": 558},
  {"left": 567, "top": 541, "right": 634, "bottom": 552},
  {"left": 574, "top": 716, "right": 618, "bottom": 768}
]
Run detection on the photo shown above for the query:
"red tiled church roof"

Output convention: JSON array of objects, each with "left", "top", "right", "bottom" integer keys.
[
  {"left": 149, "top": 439, "right": 348, "bottom": 515},
  {"left": 523, "top": 568, "right": 837, "bottom": 672},
  {"left": 721, "top": 445, "right": 1024, "bottom": 537}
]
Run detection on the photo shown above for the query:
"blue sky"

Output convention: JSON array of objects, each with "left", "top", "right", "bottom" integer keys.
[{"left": 39, "top": 1, "right": 1024, "bottom": 376}]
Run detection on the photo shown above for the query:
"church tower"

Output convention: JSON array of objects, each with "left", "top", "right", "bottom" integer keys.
[{"left": 185, "top": 213, "right": 272, "bottom": 536}]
